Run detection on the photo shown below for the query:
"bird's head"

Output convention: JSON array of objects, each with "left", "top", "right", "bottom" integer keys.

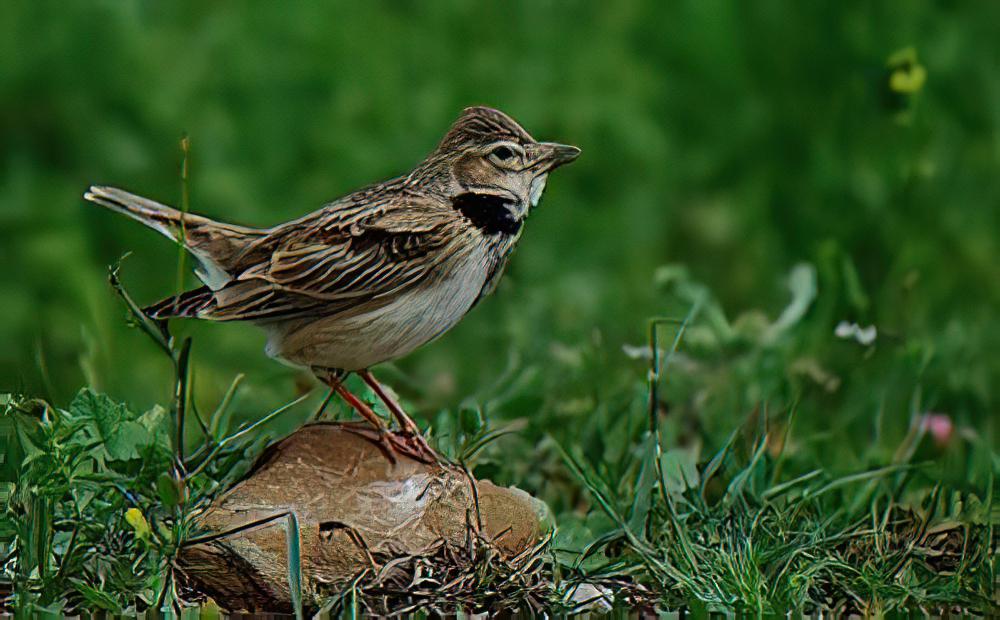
[{"left": 419, "top": 107, "right": 580, "bottom": 234}]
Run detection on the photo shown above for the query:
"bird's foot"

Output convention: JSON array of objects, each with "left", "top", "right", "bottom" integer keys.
[
  {"left": 385, "top": 430, "right": 441, "bottom": 465},
  {"left": 342, "top": 425, "right": 441, "bottom": 466}
]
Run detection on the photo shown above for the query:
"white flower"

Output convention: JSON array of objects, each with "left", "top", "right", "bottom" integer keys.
[{"left": 834, "top": 321, "right": 877, "bottom": 345}]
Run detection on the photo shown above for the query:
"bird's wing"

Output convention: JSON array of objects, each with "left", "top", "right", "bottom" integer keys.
[{"left": 201, "top": 194, "right": 461, "bottom": 321}]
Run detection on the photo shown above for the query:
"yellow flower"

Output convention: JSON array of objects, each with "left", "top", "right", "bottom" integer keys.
[
  {"left": 887, "top": 47, "right": 927, "bottom": 94},
  {"left": 125, "top": 507, "right": 151, "bottom": 539}
]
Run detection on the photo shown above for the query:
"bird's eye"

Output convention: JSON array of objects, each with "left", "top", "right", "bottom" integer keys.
[{"left": 490, "top": 146, "right": 515, "bottom": 161}]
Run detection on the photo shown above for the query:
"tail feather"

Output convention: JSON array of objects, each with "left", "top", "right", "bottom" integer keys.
[
  {"left": 84, "top": 185, "right": 188, "bottom": 241},
  {"left": 144, "top": 286, "right": 217, "bottom": 320},
  {"left": 84, "top": 185, "right": 265, "bottom": 289}
]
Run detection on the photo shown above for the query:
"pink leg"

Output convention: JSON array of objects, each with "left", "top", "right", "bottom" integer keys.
[
  {"left": 358, "top": 369, "right": 440, "bottom": 464},
  {"left": 314, "top": 368, "right": 439, "bottom": 465}
]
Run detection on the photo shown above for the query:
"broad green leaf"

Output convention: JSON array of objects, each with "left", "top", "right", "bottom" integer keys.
[
  {"left": 70, "top": 389, "right": 152, "bottom": 461},
  {"left": 138, "top": 404, "right": 172, "bottom": 450},
  {"left": 660, "top": 446, "right": 700, "bottom": 495},
  {"left": 11, "top": 411, "right": 45, "bottom": 465},
  {"left": 459, "top": 406, "right": 484, "bottom": 435},
  {"left": 157, "top": 472, "right": 181, "bottom": 507}
]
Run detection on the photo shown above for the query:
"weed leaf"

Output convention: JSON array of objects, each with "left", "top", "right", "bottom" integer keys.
[{"left": 70, "top": 389, "right": 151, "bottom": 462}]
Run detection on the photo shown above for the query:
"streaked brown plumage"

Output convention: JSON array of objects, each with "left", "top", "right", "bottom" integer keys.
[{"left": 85, "top": 106, "right": 579, "bottom": 462}]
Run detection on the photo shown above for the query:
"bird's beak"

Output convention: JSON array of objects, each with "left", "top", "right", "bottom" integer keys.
[{"left": 536, "top": 142, "right": 581, "bottom": 171}]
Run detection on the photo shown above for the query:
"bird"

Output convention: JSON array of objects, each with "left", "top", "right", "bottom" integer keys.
[{"left": 84, "top": 106, "right": 580, "bottom": 463}]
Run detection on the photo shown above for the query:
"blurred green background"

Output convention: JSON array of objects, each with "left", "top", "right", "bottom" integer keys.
[{"left": 1, "top": 2, "right": 997, "bottom": 475}]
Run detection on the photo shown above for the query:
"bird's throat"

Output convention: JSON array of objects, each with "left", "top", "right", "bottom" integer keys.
[
  {"left": 529, "top": 174, "right": 548, "bottom": 208},
  {"left": 452, "top": 192, "right": 521, "bottom": 236}
]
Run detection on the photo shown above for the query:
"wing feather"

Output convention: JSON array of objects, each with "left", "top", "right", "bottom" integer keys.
[{"left": 199, "top": 192, "right": 461, "bottom": 321}]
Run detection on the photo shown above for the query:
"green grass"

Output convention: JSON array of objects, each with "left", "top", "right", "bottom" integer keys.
[
  {"left": 0, "top": 278, "right": 299, "bottom": 614},
  {"left": 1, "top": 0, "right": 998, "bottom": 614},
  {"left": 1, "top": 260, "right": 995, "bottom": 614}
]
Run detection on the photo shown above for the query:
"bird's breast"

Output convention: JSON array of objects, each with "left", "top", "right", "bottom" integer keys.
[{"left": 268, "top": 240, "right": 495, "bottom": 370}]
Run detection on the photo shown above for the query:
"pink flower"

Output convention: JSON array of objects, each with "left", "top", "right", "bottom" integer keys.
[{"left": 920, "top": 413, "right": 954, "bottom": 447}]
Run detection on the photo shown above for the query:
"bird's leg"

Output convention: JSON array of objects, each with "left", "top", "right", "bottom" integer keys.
[
  {"left": 314, "top": 368, "right": 437, "bottom": 465},
  {"left": 314, "top": 368, "right": 387, "bottom": 430},
  {"left": 358, "top": 369, "right": 419, "bottom": 435},
  {"left": 358, "top": 369, "right": 440, "bottom": 464},
  {"left": 313, "top": 368, "right": 399, "bottom": 463}
]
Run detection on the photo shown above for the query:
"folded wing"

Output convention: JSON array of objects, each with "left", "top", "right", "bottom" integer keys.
[{"left": 148, "top": 193, "right": 460, "bottom": 322}]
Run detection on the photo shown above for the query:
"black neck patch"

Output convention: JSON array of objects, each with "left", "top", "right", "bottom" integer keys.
[{"left": 452, "top": 192, "right": 521, "bottom": 236}]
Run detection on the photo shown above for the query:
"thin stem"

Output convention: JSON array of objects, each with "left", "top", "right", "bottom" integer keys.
[
  {"left": 108, "top": 259, "right": 173, "bottom": 357},
  {"left": 646, "top": 299, "right": 703, "bottom": 510},
  {"left": 175, "top": 135, "right": 191, "bottom": 296},
  {"left": 209, "top": 373, "right": 245, "bottom": 438},
  {"left": 173, "top": 337, "right": 192, "bottom": 472},
  {"left": 186, "top": 392, "right": 311, "bottom": 479},
  {"left": 187, "top": 369, "right": 210, "bottom": 438},
  {"left": 181, "top": 510, "right": 291, "bottom": 547},
  {"left": 311, "top": 388, "right": 336, "bottom": 422}
]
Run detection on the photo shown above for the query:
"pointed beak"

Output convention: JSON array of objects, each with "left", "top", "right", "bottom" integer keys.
[{"left": 537, "top": 142, "right": 581, "bottom": 170}]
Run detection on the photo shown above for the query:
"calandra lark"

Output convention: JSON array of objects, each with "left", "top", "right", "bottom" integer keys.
[{"left": 85, "top": 106, "right": 579, "bottom": 463}]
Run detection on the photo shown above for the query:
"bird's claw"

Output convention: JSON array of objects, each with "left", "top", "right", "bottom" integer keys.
[
  {"left": 386, "top": 430, "right": 442, "bottom": 466},
  {"left": 343, "top": 426, "right": 441, "bottom": 466}
]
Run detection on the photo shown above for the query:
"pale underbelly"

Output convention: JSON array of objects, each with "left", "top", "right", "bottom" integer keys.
[{"left": 263, "top": 250, "right": 490, "bottom": 371}]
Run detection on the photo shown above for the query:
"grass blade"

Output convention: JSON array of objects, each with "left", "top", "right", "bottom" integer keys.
[
  {"left": 286, "top": 511, "right": 304, "bottom": 620},
  {"left": 175, "top": 135, "right": 191, "bottom": 296},
  {"left": 107, "top": 258, "right": 173, "bottom": 356},
  {"left": 208, "top": 373, "right": 245, "bottom": 438},
  {"left": 761, "top": 469, "right": 823, "bottom": 501}
]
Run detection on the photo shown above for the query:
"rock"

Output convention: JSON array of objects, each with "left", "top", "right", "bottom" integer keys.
[{"left": 178, "top": 422, "right": 547, "bottom": 612}]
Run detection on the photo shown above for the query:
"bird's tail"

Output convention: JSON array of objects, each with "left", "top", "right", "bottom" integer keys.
[
  {"left": 85, "top": 185, "right": 194, "bottom": 242},
  {"left": 143, "top": 285, "right": 216, "bottom": 320},
  {"left": 84, "top": 185, "right": 265, "bottom": 289}
]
